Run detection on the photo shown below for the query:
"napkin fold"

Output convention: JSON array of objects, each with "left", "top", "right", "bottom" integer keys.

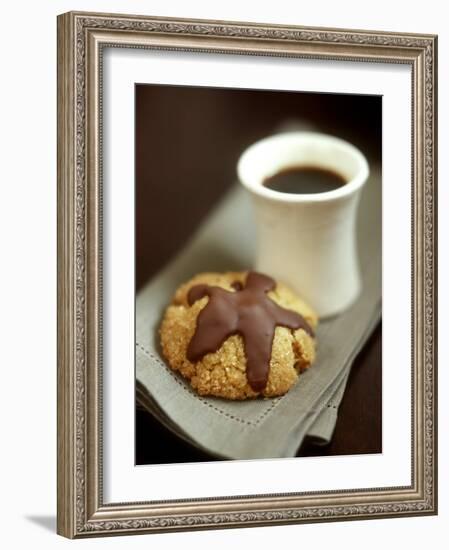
[{"left": 136, "top": 163, "right": 381, "bottom": 459}]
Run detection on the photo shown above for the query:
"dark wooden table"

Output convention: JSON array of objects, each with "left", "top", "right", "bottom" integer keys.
[{"left": 135, "top": 84, "right": 382, "bottom": 464}]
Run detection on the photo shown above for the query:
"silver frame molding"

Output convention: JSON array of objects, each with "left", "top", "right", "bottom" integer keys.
[{"left": 57, "top": 11, "right": 438, "bottom": 538}]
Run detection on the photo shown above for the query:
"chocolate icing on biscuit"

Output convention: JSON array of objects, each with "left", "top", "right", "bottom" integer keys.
[{"left": 186, "top": 271, "right": 313, "bottom": 392}]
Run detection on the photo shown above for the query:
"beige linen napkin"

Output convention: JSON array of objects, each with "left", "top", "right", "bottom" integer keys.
[{"left": 136, "top": 164, "right": 381, "bottom": 459}]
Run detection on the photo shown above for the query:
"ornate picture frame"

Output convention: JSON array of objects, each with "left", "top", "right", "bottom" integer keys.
[{"left": 57, "top": 11, "right": 437, "bottom": 538}]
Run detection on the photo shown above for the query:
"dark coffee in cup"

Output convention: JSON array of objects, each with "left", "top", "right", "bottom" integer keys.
[{"left": 263, "top": 166, "right": 347, "bottom": 194}]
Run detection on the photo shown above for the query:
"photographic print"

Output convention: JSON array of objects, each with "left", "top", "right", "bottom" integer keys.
[{"left": 135, "top": 85, "right": 382, "bottom": 463}]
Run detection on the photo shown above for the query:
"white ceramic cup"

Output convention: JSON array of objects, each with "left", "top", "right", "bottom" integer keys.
[{"left": 237, "top": 131, "right": 370, "bottom": 318}]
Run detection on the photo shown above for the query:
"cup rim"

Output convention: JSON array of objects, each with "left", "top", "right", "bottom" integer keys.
[{"left": 237, "top": 131, "right": 370, "bottom": 203}]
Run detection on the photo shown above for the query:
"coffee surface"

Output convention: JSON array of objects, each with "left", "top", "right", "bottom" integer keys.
[{"left": 263, "top": 165, "right": 347, "bottom": 194}]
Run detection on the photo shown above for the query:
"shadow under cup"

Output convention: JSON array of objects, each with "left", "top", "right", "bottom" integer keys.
[{"left": 237, "top": 131, "right": 370, "bottom": 318}]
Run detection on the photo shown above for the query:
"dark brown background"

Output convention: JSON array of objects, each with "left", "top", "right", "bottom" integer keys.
[{"left": 135, "top": 84, "right": 382, "bottom": 464}]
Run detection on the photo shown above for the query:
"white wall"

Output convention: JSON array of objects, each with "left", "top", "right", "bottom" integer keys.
[{"left": 0, "top": 1, "right": 446, "bottom": 548}]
